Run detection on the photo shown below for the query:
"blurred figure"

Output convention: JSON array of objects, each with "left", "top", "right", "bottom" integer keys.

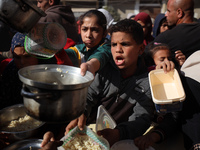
[
  {"left": 127, "top": 12, "right": 136, "bottom": 20},
  {"left": 98, "top": 8, "right": 114, "bottom": 40},
  {"left": 152, "top": 13, "right": 169, "bottom": 38},
  {"left": 153, "top": 0, "right": 199, "bottom": 59},
  {"left": 134, "top": 12, "right": 154, "bottom": 46},
  {"left": 98, "top": 8, "right": 114, "bottom": 29},
  {"left": 37, "top": 0, "right": 79, "bottom": 43},
  {"left": 0, "top": 32, "right": 39, "bottom": 109},
  {"left": 0, "top": 21, "right": 16, "bottom": 62}
]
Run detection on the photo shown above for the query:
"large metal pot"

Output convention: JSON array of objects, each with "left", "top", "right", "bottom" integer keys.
[
  {"left": 18, "top": 65, "right": 94, "bottom": 123},
  {"left": 0, "top": 0, "right": 46, "bottom": 33}
]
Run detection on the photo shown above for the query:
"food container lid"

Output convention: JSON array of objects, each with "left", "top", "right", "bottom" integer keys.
[
  {"left": 58, "top": 126, "right": 110, "bottom": 150},
  {"left": 111, "top": 140, "right": 155, "bottom": 150},
  {"left": 148, "top": 69, "right": 185, "bottom": 104},
  {"left": 96, "top": 105, "right": 116, "bottom": 132}
]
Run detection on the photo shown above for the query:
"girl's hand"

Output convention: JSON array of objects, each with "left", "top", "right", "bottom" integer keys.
[
  {"left": 156, "top": 60, "right": 175, "bottom": 73},
  {"left": 97, "top": 128, "right": 120, "bottom": 147},
  {"left": 175, "top": 50, "right": 185, "bottom": 66},
  {"left": 65, "top": 114, "right": 87, "bottom": 135}
]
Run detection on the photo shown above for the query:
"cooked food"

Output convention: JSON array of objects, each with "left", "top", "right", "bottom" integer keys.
[
  {"left": 63, "top": 134, "right": 102, "bottom": 150},
  {"left": 1, "top": 115, "right": 42, "bottom": 132},
  {"left": 56, "top": 68, "right": 62, "bottom": 72}
]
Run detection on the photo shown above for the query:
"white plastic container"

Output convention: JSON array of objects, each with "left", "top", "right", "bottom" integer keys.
[
  {"left": 96, "top": 105, "right": 116, "bottom": 132},
  {"left": 24, "top": 22, "right": 67, "bottom": 58},
  {"left": 149, "top": 69, "right": 185, "bottom": 113}
]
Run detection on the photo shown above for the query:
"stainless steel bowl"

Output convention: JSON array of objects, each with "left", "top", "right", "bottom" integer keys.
[
  {"left": 18, "top": 64, "right": 94, "bottom": 123},
  {"left": 0, "top": 104, "right": 45, "bottom": 142}
]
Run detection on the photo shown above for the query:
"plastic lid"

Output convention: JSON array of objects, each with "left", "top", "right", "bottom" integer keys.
[{"left": 96, "top": 105, "right": 116, "bottom": 132}]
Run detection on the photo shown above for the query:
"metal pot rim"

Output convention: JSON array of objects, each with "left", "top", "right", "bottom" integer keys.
[{"left": 18, "top": 64, "right": 94, "bottom": 90}]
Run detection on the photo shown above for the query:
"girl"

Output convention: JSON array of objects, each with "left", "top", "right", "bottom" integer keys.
[
  {"left": 65, "top": 10, "right": 111, "bottom": 76},
  {"left": 146, "top": 42, "right": 185, "bottom": 72},
  {"left": 134, "top": 12, "right": 154, "bottom": 46}
]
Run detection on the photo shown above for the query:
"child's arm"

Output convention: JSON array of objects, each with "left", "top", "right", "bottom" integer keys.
[
  {"left": 80, "top": 58, "right": 100, "bottom": 76},
  {"left": 175, "top": 50, "right": 186, "bottom": 66}
]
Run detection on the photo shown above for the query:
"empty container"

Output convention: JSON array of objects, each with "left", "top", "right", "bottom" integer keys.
[{"left": 149, "top": 69, "right": 185, "bottom": 113}]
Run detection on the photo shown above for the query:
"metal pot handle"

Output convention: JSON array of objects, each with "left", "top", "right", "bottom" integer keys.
[{"left": 21, "top": 86, "right": 59, "bottom": 100}]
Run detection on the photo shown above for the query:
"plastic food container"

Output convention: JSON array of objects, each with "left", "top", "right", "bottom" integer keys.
[
  {"left": 149, "top": 69, "right": 185, "bottom": 113},
  {"left": 96, "top": 105, "right": 116, "bottom": 132},
  {"left": 58, "top": 126, "right": 110, "bottom": 150},
  {"left": 25, "top": 22, "right": 67, "bottom": 58},
  {"left": 111, "top": 140, "right": 155, "bottom": 150}
]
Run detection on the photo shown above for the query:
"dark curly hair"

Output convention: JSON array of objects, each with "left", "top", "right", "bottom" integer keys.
[{"left": 108, "top": 19, "right": 144, "bottom": 45}]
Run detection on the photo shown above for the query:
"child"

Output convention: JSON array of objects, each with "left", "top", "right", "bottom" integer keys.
[
  {"left": 146, "top": 42, "right": 185, "bottom": 72},
  {"left": 134, "top": 42, "right": 186, "bottom": 149},
  {"left": 40, "top": 19, "right": 155, "bottom": 149},
  {"left": 65, "top": 10, "right": 111, "bottom": 75},
  {"left": 153, "top": 13, "right": 169, "bottom": 38},
  {"left": 134, "top": 12, "right": 154, "bottom": 46}
]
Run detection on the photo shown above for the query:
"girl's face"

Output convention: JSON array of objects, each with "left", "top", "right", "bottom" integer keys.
[
  {"left": 137, "top": 20, "right": 148, "bottom": 37},
  {"left": 13, "top": 47, "right": 38, "bottom": 69},
  {"left": 153, "top": 49, "right": 172, "bottom": 65},
  {"left": 111, "top": 32, "right": 144, "bottom": 77},
  {"left": 81, "top": 16, "right": 105, "bottom": 50}
]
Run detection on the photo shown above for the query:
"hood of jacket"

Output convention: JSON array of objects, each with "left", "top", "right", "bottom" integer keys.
[
  {"left": 153, "top": 13, "right": 166, "bottom": 38},
  {"left": 44, "top": 5, "right": 76, "bottom": 24}
]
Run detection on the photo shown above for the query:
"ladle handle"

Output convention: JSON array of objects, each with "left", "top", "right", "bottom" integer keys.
[{"left": 21, "top": 87, "right": 54, "bottom": 100}]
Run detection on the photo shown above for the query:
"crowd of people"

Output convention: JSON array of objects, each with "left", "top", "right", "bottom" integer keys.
[{"left": 0, "top": 0, "right": 200, "bottom": 149}]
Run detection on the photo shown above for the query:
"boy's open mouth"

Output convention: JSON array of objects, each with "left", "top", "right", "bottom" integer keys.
[{"left": 115, "top": 56, "right": 124, "bottom": 65}]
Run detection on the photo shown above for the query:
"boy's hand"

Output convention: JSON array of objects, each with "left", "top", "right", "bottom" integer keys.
[
  {"left": 97, "top": 128, "right": 120, "bottom": 147},
  {"left": 65, "top": 114, "right": 87, "bottom": 135},
  {"left": 156, "top": 60, "right": 175, "bottom": 73},
  {"left": 40, "top": 131, "right": 62, "bottom": 150},
  {"left": 175, "top": 50, "right": 185, "bottom": 66},
  {"left": 134, "top": 132, "right": 160, "bottom": 150}
]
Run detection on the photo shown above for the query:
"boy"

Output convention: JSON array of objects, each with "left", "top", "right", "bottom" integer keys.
[{"left": 41, "top": 19, "right": 155, "bottom": 149}]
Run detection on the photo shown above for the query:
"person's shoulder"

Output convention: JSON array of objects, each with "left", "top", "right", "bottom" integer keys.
[{"left": 45, "top": 5, "right": 72, "bottom": 12}]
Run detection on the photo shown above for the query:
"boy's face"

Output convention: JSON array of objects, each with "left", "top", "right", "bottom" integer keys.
[
  {"left": 111, "top": 32, "right": 144, "bottom": 75},
  {"left": 13, "top": 47, "right": 38, "bottom": 69},
  {"left": 153, "top": 49, "right": 172, "bottom": 66},
  {"left": 37, "top": 0, "right": 51, "bottom": 11}
]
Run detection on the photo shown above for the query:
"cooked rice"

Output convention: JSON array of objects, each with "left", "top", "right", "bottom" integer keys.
[
  {"left": 63, "top": 134, "right": 102, "bottom": 150},
  {"left": 1, "top": 115, "right": 42, "bottom": 132}
]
